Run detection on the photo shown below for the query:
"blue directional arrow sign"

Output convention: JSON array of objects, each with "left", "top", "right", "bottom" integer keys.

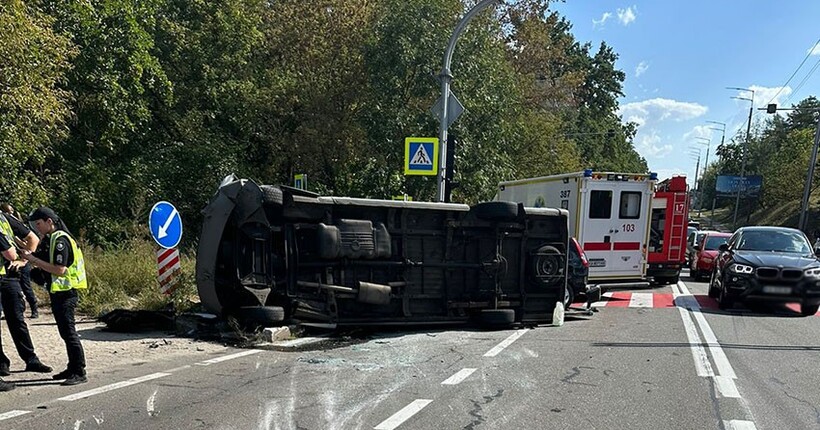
[{"left": 149, "top": 201, "right": 182, "bottom": 249}]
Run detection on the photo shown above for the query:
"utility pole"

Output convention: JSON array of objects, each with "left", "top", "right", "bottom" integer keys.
[
  {"left": 694, "top": 137, "right": 711, "bottom": 216},
  {"left": 727, "top": 87, "right": 755, "bottom": 229},
  {"left": 763, "top": 104, "right": 820, "bottom": 231},
  {"left": 436, "top": 0, "right": 500, "bottom": 202},
  {"left": 706, "top": 121, "right": 726, "bottom": 224}
]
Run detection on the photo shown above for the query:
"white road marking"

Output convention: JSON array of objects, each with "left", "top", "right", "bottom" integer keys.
[
  {"left": 0, "top": 410, "right": 31, "bottom": 421},
  {"left": 714, "top": 376, "right": 741, "bottom": 398},
  {"left": 374, "top": 399, "right": 432, "bottom": 430},
  {"left": 723, "top": 420, "right": 757, "bottom": 430},
  {"left": 441, "top": 368, "right": 477, "bottom": 385},
  {"left": 677, "top": 307, "right": 714, "bottom": 377},
  {"left": 58, "top": 373, "right": 171, "bottom": 402},
  {"left": 165, "top": 365, "right": 191, "bottom": 373},
  {"left": 692, "top": 310, "right": 737, "bottom": 379},
  {"left": 678, "top": 279, "right": 758, "bottom": 427},
  {"left": 676, "top": 280, "right": 737, "bottom": 378},
  {"left": 590, "top": 291, "right": 613, "bottom": 308},
  {"left": 195, "top": 349, "right": 262, "bottom": 366},
  {"left": 629, "top": 292, "right": 653, "bottom": 308},
  {"left": 483, "top": 329, "right": 529, "bottom": 357}
]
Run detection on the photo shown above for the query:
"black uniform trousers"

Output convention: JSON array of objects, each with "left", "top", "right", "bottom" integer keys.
[
  {"left": 0, "top": 278, "right": 39, "bottom": 366},
  {"left": 51, "top": 289, "right": 85, "bottom": 375},
  {"left": 19, "top": 264, "right": 37, "bottom": 311}
]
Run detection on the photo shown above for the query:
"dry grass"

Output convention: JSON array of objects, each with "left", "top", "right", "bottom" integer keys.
[{"left": 59, "top": 239, "right": 199, "bottom": 317}]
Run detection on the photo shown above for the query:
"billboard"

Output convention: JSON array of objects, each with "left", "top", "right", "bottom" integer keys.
[{"left": 715, "top": 175, "right": 763, "bottom": 197}]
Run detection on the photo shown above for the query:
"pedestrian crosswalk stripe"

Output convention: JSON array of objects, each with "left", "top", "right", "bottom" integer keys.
[{"left": 589, "top": 292, "right": 820, "bottom": 315}]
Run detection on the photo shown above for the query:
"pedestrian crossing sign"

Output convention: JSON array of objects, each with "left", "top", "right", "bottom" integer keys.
[{"left": 404, "top": 137, "right": 439, "bottom": 176}]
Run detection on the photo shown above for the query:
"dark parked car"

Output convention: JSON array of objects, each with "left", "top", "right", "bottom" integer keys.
[
  {"left": 196, "top": 176, "right": 571, "bottom": 328},
  {"left": 710, "top": 226, "right": 820, "bottom": 315},
  {"left": 566, "top": 237, "right": 590, "bottom": 306}
]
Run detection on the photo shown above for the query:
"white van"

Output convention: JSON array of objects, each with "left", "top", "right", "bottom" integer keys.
[{"left": 497, "top": 170, "right": 656, "bottom": 282}]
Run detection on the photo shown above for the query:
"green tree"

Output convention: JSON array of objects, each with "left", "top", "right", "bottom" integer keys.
[{"left": 0, "top": 0, "right": 74, "bottom": 208}]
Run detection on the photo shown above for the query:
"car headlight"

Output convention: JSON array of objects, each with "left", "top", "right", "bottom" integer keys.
[
  {"left": 702, "top": 257, "right": 713, "bottom": 263},
  {"left": 805, "top": 268, "right": 820, "bottom": 278},
  {"left": 729, "top": 264, "right": 753, "bottom": 274}
]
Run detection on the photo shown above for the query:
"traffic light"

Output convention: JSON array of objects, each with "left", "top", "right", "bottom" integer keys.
[{"left": 767, "top": 104, "right": 777, "bottom": 114}]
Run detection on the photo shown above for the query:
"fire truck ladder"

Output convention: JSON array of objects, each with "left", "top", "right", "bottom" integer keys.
[{"left": 667, "top": 192, "right": 687, "bottom": 261}]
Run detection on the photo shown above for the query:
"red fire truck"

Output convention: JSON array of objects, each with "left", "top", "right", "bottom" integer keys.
[{"left": 646, "top": 176, "right": 688, "bottom": 285}]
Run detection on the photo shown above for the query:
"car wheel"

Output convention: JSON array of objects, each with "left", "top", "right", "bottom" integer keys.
[
  {"left": 707, "top": 271, "right": 719, "bottom": 298},
  {"left": 800, "top": 303, "right": 819, "bottom": 316},
  {"left": 563, "top": 285, "right": 575, "bottom": 309},
  {"left": 232, "top": 306, "right": 286, "bottom": 328},
  {"left": 478, "top": 309, "right": 516, "bottom": 328},
  {"left": 472, "top": 201, "right": 519, "bottom": 222},
  {"left": 531, "top": 245, "right": 563, "bottom": 287},
  {"left": 260, "top": 185, "right": 283, "bottom": 206},
  {"left": 717, "top": 281, "right": 733, "bottom": 310}
]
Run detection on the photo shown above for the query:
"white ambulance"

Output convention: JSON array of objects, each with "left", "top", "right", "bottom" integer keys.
[{"left": 497, "top": 169, "right": 657, "bottom": 282}]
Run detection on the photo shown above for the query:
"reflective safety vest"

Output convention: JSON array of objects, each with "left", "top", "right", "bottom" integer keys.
[
  {"left": 49, "top": 230, "right": 87, "bottom": 292},
  {"left": 0, "top": 214, "right": 15, "bottom": 277}
]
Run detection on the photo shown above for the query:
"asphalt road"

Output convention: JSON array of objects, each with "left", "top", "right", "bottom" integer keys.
[{"left": 1, "top": 270, "right": 818, "bottom": 429}]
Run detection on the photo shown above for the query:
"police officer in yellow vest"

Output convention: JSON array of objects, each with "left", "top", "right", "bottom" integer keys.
[
  {"left": 0, "top": 215, "right": 20, "bottom": 392},
  {"left": 0, "top": 212, "right": 52, "bottom": 389},
  {"left": 22, "top": 207, "right": 88, "bottom": 386}
]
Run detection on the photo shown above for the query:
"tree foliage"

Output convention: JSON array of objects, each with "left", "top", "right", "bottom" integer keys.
[{"left": 2, "top": 0, "right": 650, "bottom": 246}]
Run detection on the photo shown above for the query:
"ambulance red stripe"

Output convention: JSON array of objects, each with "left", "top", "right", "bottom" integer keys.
[
  {"left": 613, "top": 242, "right": 641, "bottom": 251},
  {"left": 584, "top": 242, "right": 611, "bottom": 251}
]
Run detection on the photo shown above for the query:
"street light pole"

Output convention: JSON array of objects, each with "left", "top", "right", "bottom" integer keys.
[
  {"left": 727, "top": 87, "right": 755, "bottom": 229},
  {"left": 436, "top": 0, "right": 500, "bottom": 202},
  {"left": 695, "top": 137, "right": 711, "bottom": 216},
  {"left": 798, "top": 112, "right": 820, "bottom": 231},
  {"left": 706, "top": 121, "right": 726, "bottom": 224},
  {"left": 689, "top": 149, "right": 701, "bottom": 193}
]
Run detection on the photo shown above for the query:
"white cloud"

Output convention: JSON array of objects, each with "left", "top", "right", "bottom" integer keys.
[
  {"left": 626, "top": 115, "right": 646, "bottom": 127},
  {"left": 808, "top": 43, "right": 820, "bottom": 56},
  {"left": 653, "top": 168, "right": 689, "bottom": 183},
  {"left": 617, "top": 6, "right": 637, "bottom": 26},
  {"left": 635, "top": 130, "right": 673, "bottom": 158},
  {"left": 745, "top": 85, "right": 793, "bottom": 108},
  {"left": 593, "top": 12, "right": 612, "bottom": 28},
  {"left": 619, "top": 98, "right": 708, "bottom": 125},
  {"left": 682, "top": 125, "right": 714, "bottom": 142},
  {"left": 635, "top": 61, "right": 649, "bottom": 77}
]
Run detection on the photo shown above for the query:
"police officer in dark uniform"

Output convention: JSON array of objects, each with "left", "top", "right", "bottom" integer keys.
[
  {"left": 0, "top": 221, "right": 18, "bottom": 392},
  {"left": 1, "top": 203, "right": 39, "bottom": 318},
  {"left": 23, "top": 207, "right": 88, "bottom": 386},
  {"left": 0, "top": 212, "right": 52, "bottom": 379}
]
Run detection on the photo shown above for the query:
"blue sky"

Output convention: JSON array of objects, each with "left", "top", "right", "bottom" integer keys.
[{"left": 552, "top": 1, "right": 820, "bottom": 184}]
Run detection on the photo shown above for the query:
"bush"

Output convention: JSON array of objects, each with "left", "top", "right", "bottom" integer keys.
[{"left": 72, "top": 239, "right": 198, "bottom": 317}]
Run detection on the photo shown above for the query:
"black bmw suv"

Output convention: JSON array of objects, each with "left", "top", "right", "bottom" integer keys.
[{"left": 710, "top": 226, "right": 820, "bottom": 315}]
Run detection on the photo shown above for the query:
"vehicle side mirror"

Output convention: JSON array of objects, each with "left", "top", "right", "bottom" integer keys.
[{"left": 719, "top": 243, "right": 729, "bottom": 252}]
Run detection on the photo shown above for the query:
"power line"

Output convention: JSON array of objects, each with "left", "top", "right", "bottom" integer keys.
[
  {"left": 785, "top": 56, "right": 820, "bottom": 105},
  {"left": 767, "top": 38, "right": 820, "bottom": 105}
]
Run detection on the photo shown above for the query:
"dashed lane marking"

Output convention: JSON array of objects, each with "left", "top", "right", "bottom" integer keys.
[
  {"left": 195, "top": 349, "right": 262, "bottom": 366},
  {"left": 58, "top": 373, "right": 171, "bottom": 402},
  {"left": 374, "top": 399, "right": 433, "bottom": 430},
  {"left": 723, "top": 420, "right": 757, "bottom": 430},
  {"left": 483, "top": 329, "right": 529, "bottom": 357},
  {"left": 0, "top": 411, "right": 31, "bottom": 421},
  {"left": 441, "top": 368, "right": 477, "bottom": 386}
]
